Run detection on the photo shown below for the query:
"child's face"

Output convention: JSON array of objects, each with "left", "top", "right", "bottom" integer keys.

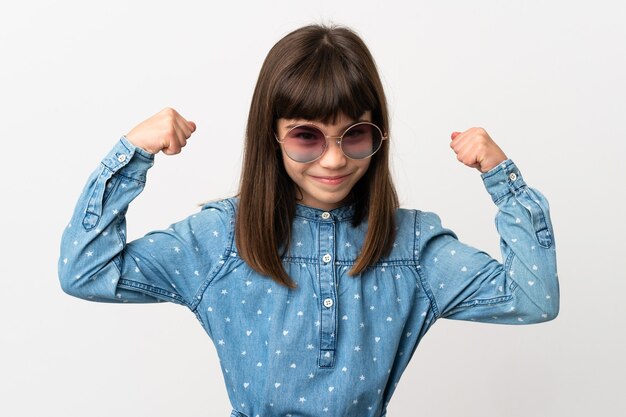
[{"left": 276, "top": 112, "right": 372, "bottom": 210}]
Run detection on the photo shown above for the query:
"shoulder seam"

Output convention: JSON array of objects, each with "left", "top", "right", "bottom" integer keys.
[
  {"left": 414, "top": 210, "right": 441, "bottom": 319},
  {"left": 189, "top": 198, "right": 237, "bottom": 312}
]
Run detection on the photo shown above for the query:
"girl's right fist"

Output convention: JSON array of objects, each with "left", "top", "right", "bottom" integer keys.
[{"left": 125, "top": 108, "right": 196, "bottom": 155}]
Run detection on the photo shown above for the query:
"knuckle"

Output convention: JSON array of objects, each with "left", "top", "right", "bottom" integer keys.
[
  {"left": 475, "top": 127, "right": 489, "bottom": 140},
  {"left": 161, "top": 107, "right": 175, "bottom": 116}
]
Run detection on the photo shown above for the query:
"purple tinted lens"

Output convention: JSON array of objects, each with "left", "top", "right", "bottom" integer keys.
[
  {"left": 284, "top": 126, "right": 326, "bottom": 162},
  {"left": 341, "top": 124, "right": 381, "bottom": 159}
]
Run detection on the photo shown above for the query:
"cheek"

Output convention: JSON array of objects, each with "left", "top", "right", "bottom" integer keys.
[
  {"left": 355, "top": 159, "right": 371, "bottom": 176},
  {"left": 280, "top": 151, "right": 302, "bottom": 181},
  {"left": 349, "top": 160, "right": 372, "bottom": 186}
]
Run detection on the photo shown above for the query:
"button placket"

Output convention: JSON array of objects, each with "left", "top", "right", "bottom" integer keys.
[{"left": 318, "top": 221, "right": 337, "bottom": 368}]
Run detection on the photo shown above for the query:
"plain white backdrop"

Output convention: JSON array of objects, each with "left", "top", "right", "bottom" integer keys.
[{"left": 1, "top": 1, "right": 625, "bottom": 416}]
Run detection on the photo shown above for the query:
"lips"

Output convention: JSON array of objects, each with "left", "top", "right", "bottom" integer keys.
[{"left": 309, "top": 174, "right": 351, "bottom": 185}]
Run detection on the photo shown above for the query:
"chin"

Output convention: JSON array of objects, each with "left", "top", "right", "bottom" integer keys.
[{"left": 303, "top": 192, "right": 352, "bottom": 210}]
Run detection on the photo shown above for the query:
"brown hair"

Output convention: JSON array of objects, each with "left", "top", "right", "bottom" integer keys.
[{"left": 236, "top": 24, "right": 398, "bottom": 288}]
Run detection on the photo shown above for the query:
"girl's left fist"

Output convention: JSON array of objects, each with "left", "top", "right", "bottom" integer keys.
[{"left": 450, "top": 127, "right": 507, "bottom": 173}]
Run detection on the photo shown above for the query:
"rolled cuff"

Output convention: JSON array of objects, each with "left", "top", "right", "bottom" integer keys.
[
  {"left": 100, "top": 136, "right": 155, "bottom": 181},
  {"left": 481, "top": 159, "right": 527, "bottom": 204}
]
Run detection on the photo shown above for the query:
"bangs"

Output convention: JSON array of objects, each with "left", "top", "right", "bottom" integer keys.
[{"left": 274, "top": 45, "right": 379, "bottom": 124}]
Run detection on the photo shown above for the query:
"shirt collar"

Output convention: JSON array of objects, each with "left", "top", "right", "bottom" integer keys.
[{"left": 294, "top": 203, "right": 356, "bottom": 222}]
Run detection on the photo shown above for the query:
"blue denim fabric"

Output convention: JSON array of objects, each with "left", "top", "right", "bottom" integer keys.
[{"left": 59, "top": 137, "right": 559, "bottom": 417}]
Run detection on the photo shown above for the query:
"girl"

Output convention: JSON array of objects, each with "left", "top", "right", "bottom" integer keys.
[{"left": 59, "top": 24, "right": 559, "bottom": 417}]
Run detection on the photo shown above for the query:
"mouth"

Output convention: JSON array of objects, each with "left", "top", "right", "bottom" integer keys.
[{"left": 309, "top": 174, "right": 351, "bottom": 185}]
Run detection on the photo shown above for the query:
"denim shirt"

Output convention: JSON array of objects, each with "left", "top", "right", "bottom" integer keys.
[{"left": 59, "top": 137, "right": 559, "bottom": 417}]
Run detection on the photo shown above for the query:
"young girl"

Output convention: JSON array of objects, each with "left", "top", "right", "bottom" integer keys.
[{"left": 59, "top": 24, "right": 559, "bottom": 417}]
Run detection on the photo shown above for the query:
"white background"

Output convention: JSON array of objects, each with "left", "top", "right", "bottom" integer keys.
[{"left": 1, "top": 1, "right": 625, "bottom": 416}]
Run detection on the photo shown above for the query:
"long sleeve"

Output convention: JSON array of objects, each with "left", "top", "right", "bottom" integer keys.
[
  {"left": 416, "top": 159, "right": 559, "bottom": 324},
  {"left": 58, "top": 137, "right": 233, "bottom": 307}
]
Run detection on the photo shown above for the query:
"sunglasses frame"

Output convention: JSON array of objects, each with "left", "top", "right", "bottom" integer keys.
[{"left": 275, "top": 121, "right": 388, "bottom": 163}]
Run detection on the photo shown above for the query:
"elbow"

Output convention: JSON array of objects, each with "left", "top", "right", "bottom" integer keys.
[
  {"left": 531, "top": 295, "right": 560, "bottom": 324},
  {"left": 539, "top": 283, "right": 560, "bottom": 323},
  {"left": 59, "top": 271, "right": 103, "bottom": 301},
  {"left": 520, "top": 271, "right": 560, "bottom": 324},
  {"left": 58, "top": 260, "right": 120, "bottom": 301},
  {"left": 543, "top": 297, "right": 560, "bottom": 322},
  {"left": 58, "top": 267, "right": 83, "bottom": 299},
  {"left": 514, "top": 289, "right": 560, "bottom": 324},
  {"left": 58, "top": 261, "right": 96, "bottom": 300},
  {"left": 58, "top": 251, "right": 84, "bottom": 298}
]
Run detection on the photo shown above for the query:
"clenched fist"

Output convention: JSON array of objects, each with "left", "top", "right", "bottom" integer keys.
[
  {"left": 450, "top": 127, "right": 507, "bottom": 173},
  {"left": 126, "top": 108, "right": 196, "bottom": 155}
]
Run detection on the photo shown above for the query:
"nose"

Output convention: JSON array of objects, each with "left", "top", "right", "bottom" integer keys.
[{"left": 318, "top": 138, "right": 347, "bottom": 169}]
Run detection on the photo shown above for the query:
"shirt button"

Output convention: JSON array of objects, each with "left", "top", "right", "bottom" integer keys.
[
  {"left": 321, "top": 212, "right": 331, "bottom": 220},
  {"left": 322, "top": 254, "right": 332, "bottom": 263},
  {"left": 509, "top": 172, "right": 517, "bottom": 181},
  {"left": 117, "top": 154, "right": 127, "bottom": 163},
  {"left": 323, "top": 298, "right": 334, "bottom": 308}
]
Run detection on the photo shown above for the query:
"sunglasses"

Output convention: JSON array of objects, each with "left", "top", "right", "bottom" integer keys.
[{"left": 276, "top": 122, "right": 387, "bottom": 163}]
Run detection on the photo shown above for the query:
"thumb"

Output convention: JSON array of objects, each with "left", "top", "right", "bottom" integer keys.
[{"left": 451, "top": 131, "right": 461, "bottom": 140}]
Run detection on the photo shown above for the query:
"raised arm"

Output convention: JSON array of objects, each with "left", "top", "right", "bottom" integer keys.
[
  {"left": 416, "top": 127, "right": 559, "bottom": 324},
  {"left": 58, "top": 109, "right": 230, "bottom": 307}
]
